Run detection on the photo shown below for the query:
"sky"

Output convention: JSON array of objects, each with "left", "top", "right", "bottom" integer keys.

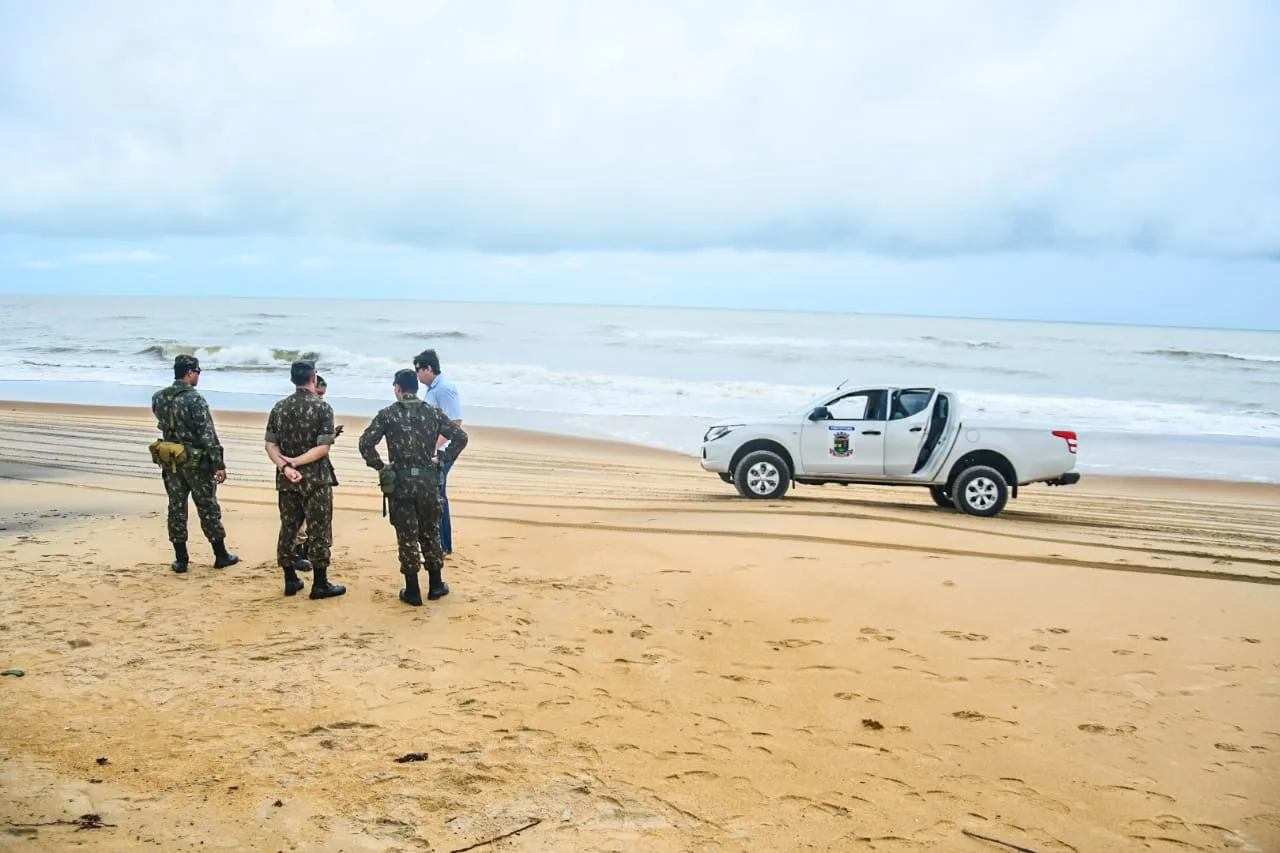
[{"left": 1, "top": 0, "right": 1277, "bottom": 329}]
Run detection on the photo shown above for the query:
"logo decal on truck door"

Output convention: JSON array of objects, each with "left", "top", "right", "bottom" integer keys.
[{"left": 829, "top": 429, "right": 852, "bottom": 457}]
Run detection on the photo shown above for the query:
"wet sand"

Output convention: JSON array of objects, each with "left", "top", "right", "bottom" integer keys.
[{"left": 1, "top": 401, "right": 1277, "bottom": 852}]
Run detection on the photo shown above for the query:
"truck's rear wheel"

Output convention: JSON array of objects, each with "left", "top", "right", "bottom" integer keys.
[
  {"left": 929, "top": 486, "right": 953, "bottom": 508},
  {"left": 733, "top": 450, "right": 790, "bottom": 500},
  {"left": 952, "top": 466, "right": 1008, "bottom": 517}
]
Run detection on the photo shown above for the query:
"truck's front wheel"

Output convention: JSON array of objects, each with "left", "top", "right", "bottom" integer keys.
[
  {"left": 952, "top": 466, "right": 1009, "bottom": 517},
  {"left": 733, "top": 450, "right": 791, "bottom": 500}
]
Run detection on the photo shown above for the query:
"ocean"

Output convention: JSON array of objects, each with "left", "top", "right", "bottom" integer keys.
[{"left": 1, "top": 293, "right": 1278, "bottom": 483}]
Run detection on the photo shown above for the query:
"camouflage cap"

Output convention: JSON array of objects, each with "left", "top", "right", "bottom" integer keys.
[{"left": 173, "top": 354, "right": 201, "bottom": 376}]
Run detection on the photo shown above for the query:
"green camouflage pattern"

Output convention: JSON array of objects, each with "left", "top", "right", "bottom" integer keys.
[
  {"left": 357, "top": 395, "right": 468, "bottom": 473},
  {"left": 151, "top": 380, "right": 225, "bottom": 469},
  {"left": 161, "top": 466, "right": 226, "bottom": 544},
  {"left": 359, "top": 394, "right": 469, "bottom": 576},
  {"left": 389, "top": 475, "right": 445, "bottom": 575},
  {"left": 265, "top": 389, "right": 337, "bottom": 490},
  {"left": 266, "top": 388, "right": 337, "bottom": 570},
  {"left": 276, "top": 485, "right": 332, "bottom": 571}
]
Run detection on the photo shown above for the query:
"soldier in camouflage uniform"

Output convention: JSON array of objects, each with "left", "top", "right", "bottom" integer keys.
[
  {"left": 292, "top": 374, "right": 342, "bottom": 572},
  {"left": 264, "top": 360, "right": 346, "bottom": 600},
  {"left": 359, "top": 368, "right": 468, "bottom": 606},
  {"left": 151, "top": 354, "right": 240, "bottom": 573}
]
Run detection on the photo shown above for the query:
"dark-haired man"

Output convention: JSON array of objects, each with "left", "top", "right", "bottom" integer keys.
[
  {"left": 413, "top": 348, "right": 462, "bottom": 555},
  {"left": 265, "top": 360, "right": 346, "bottom": 600},
  {"left": 150, "top": 354, "right": 239, "bottom": 573},
  {"left": 359, "top": 368, "right": 468, "bottom": 606}
]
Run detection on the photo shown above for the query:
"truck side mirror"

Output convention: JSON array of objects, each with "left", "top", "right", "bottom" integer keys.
[{"left": 809, "top": 406, "right": 830, "bottom": 421}]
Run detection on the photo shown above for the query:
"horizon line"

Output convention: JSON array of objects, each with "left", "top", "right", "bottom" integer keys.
[{"left": 1, "top": 288, "right": 1277, "bottom": 335}]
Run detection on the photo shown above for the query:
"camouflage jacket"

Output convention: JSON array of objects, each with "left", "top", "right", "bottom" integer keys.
[
  {"left": 358, "top": 394, "right": 468, "bottom": 473},
  {"left": 265, "top": 389, "right": 337, "bottom": 490},
  {"left": 151, "top": 381, "right": 225, "bottom": 469}
]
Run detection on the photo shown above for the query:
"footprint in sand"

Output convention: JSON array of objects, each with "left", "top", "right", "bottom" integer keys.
[
  {"left": 720, "top": 673, "right": 770, "bottom": 685},
  {"left": 953, "top": 710, "right": 1018, "bottom": 725},
  {"left": 1078, "top": 723, "right": 1137, "bottom": 736},
  {"left": 630, "top": 628, "right": 651, "bottom": 639},
  {"left": 767, "top": 639, "right": 823, "bottom": 650},
  {"left": 942, "top": 630, "right": 989, "bottom": 642}
]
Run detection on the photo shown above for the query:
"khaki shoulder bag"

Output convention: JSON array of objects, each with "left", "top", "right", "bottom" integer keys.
[{"left": 149, "top": 389, "right": 190, "bottom": 471}]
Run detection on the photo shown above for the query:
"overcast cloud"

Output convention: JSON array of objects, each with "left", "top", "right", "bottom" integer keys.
[{"left": 1, "top": 0, "right": 1278, "bottom": 258}]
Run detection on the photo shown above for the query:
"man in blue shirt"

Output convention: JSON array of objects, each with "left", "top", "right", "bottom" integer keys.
[{"left": 414, "top": 349, "right": 462, "bottom": 554}]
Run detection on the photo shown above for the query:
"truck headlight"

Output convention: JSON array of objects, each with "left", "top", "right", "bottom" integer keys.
[{"left": 703, "top": 425, "right": 742, "bottom": 442}]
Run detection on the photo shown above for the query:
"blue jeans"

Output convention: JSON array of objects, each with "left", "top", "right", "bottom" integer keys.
[{"left": 439, "top": 459, "right": 454, "bottom": 553}]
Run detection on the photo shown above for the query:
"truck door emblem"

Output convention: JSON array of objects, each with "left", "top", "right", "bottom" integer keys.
[{"left": 830, "top": 430, "right": 852, "bottom": 457}]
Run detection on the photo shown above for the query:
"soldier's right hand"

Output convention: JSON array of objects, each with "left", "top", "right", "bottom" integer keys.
[{"left": 214, "top": 469, "right": 227, "bottom": 484}]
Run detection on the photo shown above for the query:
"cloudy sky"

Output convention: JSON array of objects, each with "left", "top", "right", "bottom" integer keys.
[{"left": 1, "top": 0, "right": 1277, "bottom": 328}]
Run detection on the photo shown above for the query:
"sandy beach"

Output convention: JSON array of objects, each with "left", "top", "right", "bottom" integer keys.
[{"left": 1, "top": 400, "right": 1277, "bottom": 853}]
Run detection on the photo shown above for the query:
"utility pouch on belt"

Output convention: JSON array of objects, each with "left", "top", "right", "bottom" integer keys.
[
  {"left": 378, "top": 468, "right": 397, "bottom": 496},
  {"left": 150, "top": 388, "right": 189, "bottom": 472},
  {"left": 149, "top": 440, "right": 189, "bottom": 471}
]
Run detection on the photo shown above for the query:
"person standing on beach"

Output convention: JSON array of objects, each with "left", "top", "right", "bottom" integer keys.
[
  {"left": 265, "top": 360, "right": 346, "bottom": 600},
  {"left": 414, "top": 349, "right": 463, "bottom": 555},
  {"left": 151, "top": 354, "right": 241, "bottom": 573},
  {"left": 359, "top": 368, "right": 468, "bottom": 606},
  {"left": 292, "top": 374, "right": 342, "bottom": 572}
]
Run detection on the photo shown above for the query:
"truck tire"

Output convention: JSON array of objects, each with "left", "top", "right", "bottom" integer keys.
[
  {"left": 733, "top": 450, "right": 790, "bottom": 500},
  {"left": 952, "top": 465, "right": 1008, "bottom": 517},
  {"left": 929, "top": 486, "right": 953, "bottom": 508}
]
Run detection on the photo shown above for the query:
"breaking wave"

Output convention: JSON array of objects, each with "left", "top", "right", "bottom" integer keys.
[
  {"left": 133, "top": 342, "right": 406, "bottom": 373},
  {"left": 921, "top": 336, "right": 1006, "bottom": 350},
  {"left": 392, "top": 330, "right": 473, "bottom": 340},
  {"left": 1144, "top": 348, "right": 1280, "bottom": 365}
]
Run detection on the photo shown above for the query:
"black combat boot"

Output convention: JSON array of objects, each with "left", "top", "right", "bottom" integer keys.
[
  {"left": 283, "top": 567, "right": 305, "bottom": 597},
  {"left": 171, "top": 541, "right": 189, "bottom": 574},
  {"left": 308, "top": 566, "right": 346, "bottom": 600},
  {"left": 212, "top": 539, "right": 240, "bottom": 569},
  {"left": 399, "top": 571, "right": 423, "bottom": 606},
  {"left": 427, "top": 567, "right": 450, "bottom": 601},
  {"left": 294, "top": 542, "right": 312, "bottom": 572}
]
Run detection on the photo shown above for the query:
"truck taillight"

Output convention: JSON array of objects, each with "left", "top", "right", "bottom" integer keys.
[{"left": 1053, "top": 430, "right": 1078, "bottom": 454}]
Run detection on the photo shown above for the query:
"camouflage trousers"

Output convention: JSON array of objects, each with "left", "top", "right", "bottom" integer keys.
[
  {"left": 162, "top": 465, "right": 226, "bottom": 544},
  {"left": 387, "top": 476, "right": 445, "bottom": 576},
  {"left": 276, "top": 482, "right": 333, "bottom": 571}
]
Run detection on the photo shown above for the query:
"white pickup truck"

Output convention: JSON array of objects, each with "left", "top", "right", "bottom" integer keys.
[{"left": 699, "top": 384, "right": 1080, "bottom": 517}]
